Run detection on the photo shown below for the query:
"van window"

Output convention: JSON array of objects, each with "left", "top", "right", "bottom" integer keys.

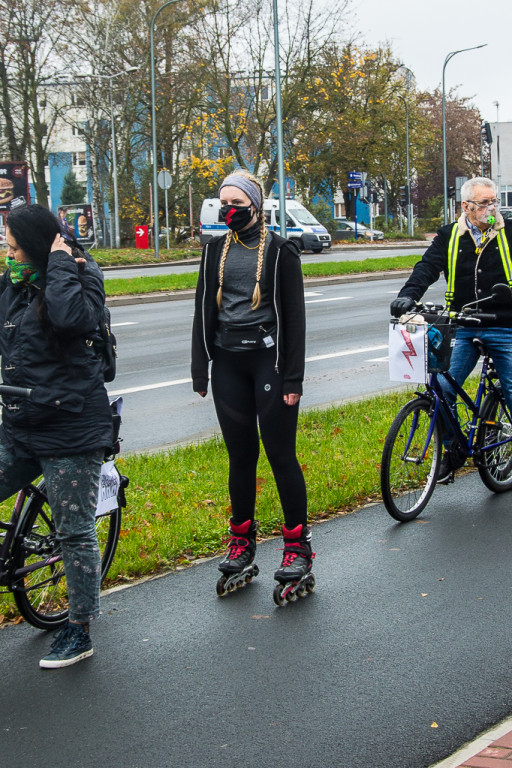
[
  {"left": 275, "top": 211, "right": 294, "bottom": 228},
  {"left": 289, "top": 208, "right": 320, "bottom": 226}
]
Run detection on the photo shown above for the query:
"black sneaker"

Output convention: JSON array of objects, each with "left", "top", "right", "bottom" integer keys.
[
  {"left": 437, "top": 454, "right": 453, "bottom": 484},
  {"left": 39, "top": 621, "right": 93, "bottom": 669}
]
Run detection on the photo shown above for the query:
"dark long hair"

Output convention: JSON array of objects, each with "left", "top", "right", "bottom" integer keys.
[{"left": 6, "top": 204, "right": 60, "bottom": 273}]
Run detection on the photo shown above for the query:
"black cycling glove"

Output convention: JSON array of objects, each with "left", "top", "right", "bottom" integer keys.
[{"left": 390, "top": 296, "right": 415, "bottom": 317}]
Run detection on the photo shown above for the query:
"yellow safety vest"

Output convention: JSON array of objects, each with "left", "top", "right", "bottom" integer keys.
[{"left": 445, "top": 223, "right": 512, "bottom": 309}]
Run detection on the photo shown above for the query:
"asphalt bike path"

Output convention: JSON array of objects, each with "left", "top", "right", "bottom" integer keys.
[{"left": 2, "top": 470, "right": 512, "bottom": 768}]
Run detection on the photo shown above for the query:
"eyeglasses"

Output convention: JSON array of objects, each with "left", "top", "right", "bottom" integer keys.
[{"left": 466, "top": 199, "right": 500, "bottom": 209}]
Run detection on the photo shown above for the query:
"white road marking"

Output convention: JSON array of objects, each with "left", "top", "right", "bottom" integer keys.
[
  {"left": 112, "top": 322, "right": 138, "bottom": 327},
  {"left": 305, "top": 344, "right": 387, "bottom": 362},
  {"left": 366, "top": 356, "right": 389, "bottom": 362},
  {"left": 305, "top": 296, "right": 352, "bottom": 304},
  {"left": 109, "top": 378, "right": 192, "bottom": 396}
]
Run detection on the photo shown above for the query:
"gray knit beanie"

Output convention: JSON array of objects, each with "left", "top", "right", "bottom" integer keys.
[{"left": 219, "top": 174, "right": 263, "bottom": 211}]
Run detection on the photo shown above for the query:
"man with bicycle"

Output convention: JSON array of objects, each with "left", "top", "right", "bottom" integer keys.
[{"left": 391, "top": 177, "right": 512, "bottom": 483}]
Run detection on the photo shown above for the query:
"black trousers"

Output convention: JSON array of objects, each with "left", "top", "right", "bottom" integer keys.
[{"left": 211, "top": 346, "right": 307, "bottom": 528}]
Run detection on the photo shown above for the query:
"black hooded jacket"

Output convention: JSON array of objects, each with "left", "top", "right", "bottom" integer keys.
[
  {"left": 191, "top": 231, "right": 305, "bottom": 395},
  {"left": 0, "top": 248, "right": 112, "bottom": 457}
]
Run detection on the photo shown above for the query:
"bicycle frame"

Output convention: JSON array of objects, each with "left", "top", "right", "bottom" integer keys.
[
  {"left": 413, "top": 353, "right": 512, "bottom": 464},
  {"left": 0, "top": 483, "right": 54, "bottom": 591}
]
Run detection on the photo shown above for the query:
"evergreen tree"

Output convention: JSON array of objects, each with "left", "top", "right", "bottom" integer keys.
[{"left": 61, "top": 169, "right": 86, "bottom": 205}]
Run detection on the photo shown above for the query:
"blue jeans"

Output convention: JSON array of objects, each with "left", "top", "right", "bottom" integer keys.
[
  {"left": 0, "top": 443, "right": 103, "bottom": 623},
  {"left": 438, "top": 327, "right": 512, "bottom": 445}
]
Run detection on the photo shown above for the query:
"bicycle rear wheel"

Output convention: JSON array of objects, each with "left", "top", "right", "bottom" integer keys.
[
  {"left": 381, "top": 398, "right": 442, "bottom": 522},
  {"left": 12, "top": 481, "right": 122, "bottom": 630},
  {"left": 477, "top": 389, "right": 512, "bottom": 493}
]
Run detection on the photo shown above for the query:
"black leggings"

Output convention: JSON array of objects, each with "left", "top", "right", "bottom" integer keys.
[{"left": 211, "top": 346, "right": 307, "bottom": 528}]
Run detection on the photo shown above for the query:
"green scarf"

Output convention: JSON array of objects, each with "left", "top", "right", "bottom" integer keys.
[{"left": 5, "top": 256, "right": 39, "bottom": 285}]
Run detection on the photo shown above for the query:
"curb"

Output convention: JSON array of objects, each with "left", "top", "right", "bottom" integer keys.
[
  {"left": 428, "top": 717, "right": 512, "bottom": 768},
  {"left": 106, "top": 269, "right": 413, "bottom": 307}
]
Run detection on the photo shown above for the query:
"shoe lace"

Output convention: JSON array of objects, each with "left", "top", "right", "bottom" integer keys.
[
  {"left": 280, "top": 541, "right": 315, "bottom": 567},
  {"left": 50, "top": 623, "right": 75, "bottom": 651},
  {"left": 227, "top": 536, "right": 249, "bottom": 560}
]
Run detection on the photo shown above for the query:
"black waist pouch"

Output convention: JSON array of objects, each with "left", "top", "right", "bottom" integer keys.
[{"left": 219, "top": 323, "right": 276, "bottom": 350}]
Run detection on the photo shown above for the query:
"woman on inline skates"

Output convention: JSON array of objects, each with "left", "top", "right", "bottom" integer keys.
[{"left": 191, "top": 169, "right": 315, "bottom": 604}]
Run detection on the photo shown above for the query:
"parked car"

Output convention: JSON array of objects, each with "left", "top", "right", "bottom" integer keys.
[
  {"left": 501, "top": 208, "right": 512, "bottom": 220},
  {"left": 333, "top": 219, "right": 384, "bottom": 241}
]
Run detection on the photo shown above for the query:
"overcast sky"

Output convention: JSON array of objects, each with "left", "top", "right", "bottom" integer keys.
[{"left": 351, "top": 0, "right": 512, "bottom": 123}]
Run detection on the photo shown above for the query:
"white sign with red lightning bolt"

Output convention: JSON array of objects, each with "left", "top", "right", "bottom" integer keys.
[{"left": 388, "top": 322, "right": 428, "bottom": 383}]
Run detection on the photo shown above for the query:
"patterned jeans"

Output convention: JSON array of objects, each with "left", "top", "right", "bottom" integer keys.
[{"left": 0, "top": 443, "right": 104, "bottom": 623}]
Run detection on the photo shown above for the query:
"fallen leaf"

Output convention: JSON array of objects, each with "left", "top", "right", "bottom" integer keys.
[
  {"left": 421, "top": 593, "right": 429, "bottom": 597},
  {"left": 431, "top": 722, "right": 439, "bottom": 728}
]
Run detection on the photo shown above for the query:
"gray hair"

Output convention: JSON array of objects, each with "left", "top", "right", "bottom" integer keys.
[{"left": 460, "top": 177, "right": 497, "bottom": 202}]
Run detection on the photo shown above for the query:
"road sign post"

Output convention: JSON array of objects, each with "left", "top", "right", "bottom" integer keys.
[
  {"left": 158, "top": 169, "right": 172, "bottom": 250},
  {"left": 348, "top": 172, "right": 363, "bottom": 239}
]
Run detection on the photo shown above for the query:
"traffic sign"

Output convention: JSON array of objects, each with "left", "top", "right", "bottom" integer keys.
[
  {"left": 135, "top": 225, "right": 149, "bottom": 249},
  {"left": 158, "top": 170, "right": 172, "bottom": 190},
  {"left": 347, "top": 181, "right": 363, "bottom": 189},
  {"left": 348, "top": 171, "right": 363, "bottom": 181}
]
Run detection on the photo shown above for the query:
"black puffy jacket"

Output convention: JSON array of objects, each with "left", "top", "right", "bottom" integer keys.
[{"left": 0, "top": 249, "right": 112, "bottom": 458}]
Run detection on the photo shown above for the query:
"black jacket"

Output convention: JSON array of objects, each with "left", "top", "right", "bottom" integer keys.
[
  {"left": 398, "top": 215, "right": 512, "bottom": 326},
  {"left": 191, "top": 231, "right": 305, "bottom": 395},
  {"left": 0, "top": 249, "right": 112, "bottom": 457}
]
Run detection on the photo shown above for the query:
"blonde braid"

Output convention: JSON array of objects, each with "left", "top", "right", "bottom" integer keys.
[
  {"left": 251, "top": 205, "right": 267, "bottom": 310},
  {"left": 216, "top": 230, "right": 233, "bottom": 310}
]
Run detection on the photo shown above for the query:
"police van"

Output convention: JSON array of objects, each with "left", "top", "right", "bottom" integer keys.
[{"left": 199, "top": 197, "right": 332, "bottom": 253}]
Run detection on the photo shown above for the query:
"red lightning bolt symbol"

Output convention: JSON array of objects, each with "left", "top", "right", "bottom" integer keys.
[{"left": 401, "top": 329, "right": 417, "bottom": 369}]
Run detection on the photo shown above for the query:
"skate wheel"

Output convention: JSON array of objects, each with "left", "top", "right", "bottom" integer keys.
[
  {"left": 216, "top": 577, "right": 227, "bottom": 597},
  {"left": 297, "top": 585, "right": 306, "bottom": 598},
  {"left": 273, "top": 584, "right": 285, "bottom": 607},
  {"left": 227, "top": 581, "right": 236, "bottom": 593},
  {"left": 305, "top": 574, "right": 316, "bottom": 594},
  {"left": 244, "top": 573, "right": 253, "bottom": 584},
  {"left": 286, "top": 589, "right": 298, "bottom": 602}
]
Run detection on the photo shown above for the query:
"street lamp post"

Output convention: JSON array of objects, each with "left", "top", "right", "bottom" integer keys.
[
  {"left": 272, "top": 0, "right": 286, "bottom": 238},
  {"left": 76, "top": 67, "right": 138, "bottom": 248},
  {"left": 151, "top": 1, "right": 181, "bottom": 258},
  {"left": 397, "top": 65, "right": 414, "bottom": 236},
  {"left": 493, "top": 100, "right": 501, "bottom": 201},
  {"left": 442, "top": 44, "right": 487, "bottom": 225}
]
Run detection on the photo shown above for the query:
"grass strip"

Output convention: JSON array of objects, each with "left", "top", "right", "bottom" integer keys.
[
  {"left": 92, "top": 247, "right": 201, "bottom": 266},
  {"left": 104, "top": 254, "right": 420, "bottom": 297},
  {"left": 0, "top": 387, "right": 416, "bottom": 623}
]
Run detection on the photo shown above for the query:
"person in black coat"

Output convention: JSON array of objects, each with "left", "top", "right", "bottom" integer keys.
[
  {"left": 1, "top": 204, "right": 112, "bottom": 668},
  {"left": 390, "top": 177, "right": 512, "bottom": 483},
  {"left": 191, "top": 170, "right": 314, "bottom": 597}
]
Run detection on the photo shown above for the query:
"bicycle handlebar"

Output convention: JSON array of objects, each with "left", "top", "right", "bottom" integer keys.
[
  {"left": 0, "top": 385, "right": 32, "bottom": 399},
  {"left": 455, "top": 312, "right": 498, "bottom": 325},
  {"left": 396, "top": 303, "right": 497, "bottom": 327}
]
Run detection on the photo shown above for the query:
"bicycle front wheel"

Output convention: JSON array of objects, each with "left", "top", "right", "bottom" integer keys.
[
  {"left": 381, "top": 398, "right": 442, "bottom": 522},
  {"left": 12, "top": 481, "right": 122, "bottom": 630},
  {"left": 477, "top": 389, "right": 512, "bottom": 493}
]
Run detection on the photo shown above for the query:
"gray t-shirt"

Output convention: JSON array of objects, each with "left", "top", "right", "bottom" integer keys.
[{"left": 215, "top": 232, "right": 276, "bottom": 349}]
